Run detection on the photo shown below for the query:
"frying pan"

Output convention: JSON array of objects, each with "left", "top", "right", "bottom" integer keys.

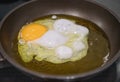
[{"left": 0, "top": 0, "right": 120, "bottom": 81}]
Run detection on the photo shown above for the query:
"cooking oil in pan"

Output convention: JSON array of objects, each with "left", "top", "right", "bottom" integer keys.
[{"left": 13, "top": 14, "right": 110, "bottom": 75}]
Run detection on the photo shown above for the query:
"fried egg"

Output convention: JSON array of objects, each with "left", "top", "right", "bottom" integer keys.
[{"left": 18, "top": 16, "right": 89, "bottom": 63}]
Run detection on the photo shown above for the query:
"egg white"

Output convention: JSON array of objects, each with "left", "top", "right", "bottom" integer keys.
[
  {"left": 28, "top": 18, "right": 89, "bottom": 60},
  {"left": 29, "top": 30, "right": 68, "bottom": 49},
  {"left": 54, "top": 19, "right": 89, "bottom": 37},
  {"left": 55, "top": 45, "right": 73, "bottom": 59},
  {"left": 54, "top": 19, "right": 74, "bottom": 35}
]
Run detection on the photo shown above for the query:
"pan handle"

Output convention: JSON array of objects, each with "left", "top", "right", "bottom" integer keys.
[{"left": 0, "top": 52, "right": 11, "bottom": 68}]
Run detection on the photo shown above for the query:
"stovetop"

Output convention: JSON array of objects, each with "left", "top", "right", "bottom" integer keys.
[{"left": 0, "top": 0, "right": 120, "bottom": 82}]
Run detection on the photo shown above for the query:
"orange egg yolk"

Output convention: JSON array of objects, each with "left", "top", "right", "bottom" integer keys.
[{"left": 21, "top": 23, "right": 47, "bottom": 41}]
